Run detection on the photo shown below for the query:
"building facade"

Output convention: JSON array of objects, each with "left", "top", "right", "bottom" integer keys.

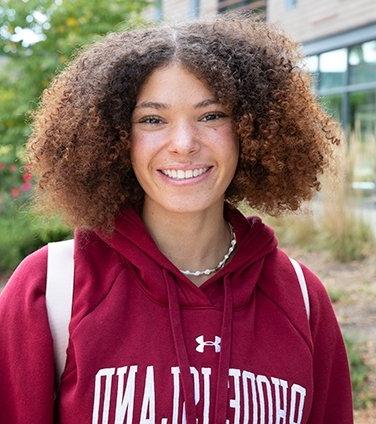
[
  {"left": 268, "top": 0, "right": 376, "bottom": 140},
  {"left": 144, "top": 0, "right": 266, "bottom": 22},
  {"left": 145, "top": 0, "right": 376, "bottom": 141}
]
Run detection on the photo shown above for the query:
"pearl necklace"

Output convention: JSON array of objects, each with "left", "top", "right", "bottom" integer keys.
[{"left": 179, "top": 224, "right": 237, "bottom": 277}]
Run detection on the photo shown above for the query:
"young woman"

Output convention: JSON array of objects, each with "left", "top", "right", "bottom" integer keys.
[{"left": 0, "top": 13, "right": 353, "bottom": 423}]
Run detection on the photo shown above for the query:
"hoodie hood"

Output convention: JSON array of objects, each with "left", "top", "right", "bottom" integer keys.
[
  {"left": 97, "top": 204, "right": 277, "bottom": 309},
  {"left": 96, "top": 204, "right": 277, "bottom": 424}
]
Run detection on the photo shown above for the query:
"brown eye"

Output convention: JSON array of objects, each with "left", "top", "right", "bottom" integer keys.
[
  {"left": 139, "top": 116, "right": 164, "bottom": 125},
  {"left": 201, "top": 112, "right": 227, "bottom": 122}
]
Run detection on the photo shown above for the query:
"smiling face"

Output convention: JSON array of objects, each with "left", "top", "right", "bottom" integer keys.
[{"left": 130, "top": 63, "right": 239, "bottom": 217}]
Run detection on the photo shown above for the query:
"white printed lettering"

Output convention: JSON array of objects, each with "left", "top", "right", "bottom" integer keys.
[
  {"left": 91, "top": 364, "right": 307, "bottom": 424},
  {"left": 243, "top": 371, "right": 258, "bottom": 424},
  {"left": 140, "top": 366, "right": 155, "bottom": 423},
  {"left": 92, "top": 367, "right": 116, "bottom": 424},
  {"left": 289, "top": 384, "right": 306, "bottom": 424},
  {"left": 202, "top": 367, "right": 211, "bottom": 424},
  {"left": 114, "top": 365, "right": 138, "bottom": 424},
  {"left": 271, "top": 377, "right": 288, "bottom": 424},
  {"left": 257, "top": 375, "right": 273, "bottom": 424},
  {"left": 190, "top": 367, "right": 200, "bottom": 405},
  {"left": 229, "top": 368, "right": 241, "bottom": 424},
  {"left": 171, "top": 367, "right": 180, "bottom": 424}
]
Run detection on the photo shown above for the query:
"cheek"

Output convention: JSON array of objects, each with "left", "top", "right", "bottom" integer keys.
[
  {"left": 130, "top": 136, "right": 147, "bottom": 178},
  {"left": 210, "top": 127, "right": 239, "bottom": 162},
  {"left": 130, "top": 133, "right": 157, "bottom": 170}
]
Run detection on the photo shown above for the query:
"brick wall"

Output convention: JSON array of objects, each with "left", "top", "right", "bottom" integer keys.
[{"left": 267, "top": 0, "right": 376, "bottom": 43}]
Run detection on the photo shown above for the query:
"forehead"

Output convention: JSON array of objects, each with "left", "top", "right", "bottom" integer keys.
[{"left": 136, "top": 63, "right": 216, "bottom": 105}]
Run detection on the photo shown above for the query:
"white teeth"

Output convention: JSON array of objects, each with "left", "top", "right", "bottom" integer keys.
[
  {"left": 161, "top": 167, "right": 209, "bottom": 180},
  {"left": 177, "top": 170, "right": 185, "bottom": 179}
]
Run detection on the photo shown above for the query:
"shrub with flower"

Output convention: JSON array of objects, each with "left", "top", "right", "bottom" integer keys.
[{"left": 0, "top": 161, "right": 33, "bottom": 207}]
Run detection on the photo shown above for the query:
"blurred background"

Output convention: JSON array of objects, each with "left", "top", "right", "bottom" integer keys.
[{"left": 0, "top": 1, "right": 375, "bottom": 421}]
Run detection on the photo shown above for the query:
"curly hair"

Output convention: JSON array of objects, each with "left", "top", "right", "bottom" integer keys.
[{"left": 26, "top": 12, "right": 341, "bottom": 233}]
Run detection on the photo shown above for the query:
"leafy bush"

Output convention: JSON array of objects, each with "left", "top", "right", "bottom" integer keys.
[
  {"left": 0, "top": 0, "right": 149, "bottom": 278},
  {"left": 0, "top": 202, "right": 71, "bottom": 274}
]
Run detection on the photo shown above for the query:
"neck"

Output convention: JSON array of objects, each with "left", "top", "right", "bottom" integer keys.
[{"left": 142, "top": 200, "right": 232, "bottom": 286}]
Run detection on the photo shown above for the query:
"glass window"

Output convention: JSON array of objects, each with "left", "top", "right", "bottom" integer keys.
[
  {"left": 285, "top": 0, "right": 297, "bottom": 10},
  {"left": 349, "top": 90, "right": 376, "bottom": 138},
  {"left": 302, "top": 55, "right": 319, "bottom": 89},
  {"left": 218, "top": 0, "right": 266, "bottom": 14},
  {"left": 349, "top": 40, "right": 376, "bottom": 85},
  {"left": 154, "top": 0, "right": 163, "bottom": 21},
  {"left": 319, "top": 48, "right": 347, "bottom": 89},
  {"left": 320, "top": 94, "right": 343, "bottom": 124},
  {"left": 189, "top": 0, "right": 200, "bottom": 17}
]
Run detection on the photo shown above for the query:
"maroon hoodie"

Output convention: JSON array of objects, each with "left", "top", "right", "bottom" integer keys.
[{"left": 0, "top": 206, "right": 353, "bottom": 423}]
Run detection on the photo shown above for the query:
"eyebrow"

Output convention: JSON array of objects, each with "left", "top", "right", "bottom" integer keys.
[{"left": 135, "top": 98, "right": 220, "bottom": 110}]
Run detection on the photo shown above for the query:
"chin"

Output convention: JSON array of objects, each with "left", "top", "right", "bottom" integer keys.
[{"left": 156, "top": 196, "right": 223, "bottom": 215}]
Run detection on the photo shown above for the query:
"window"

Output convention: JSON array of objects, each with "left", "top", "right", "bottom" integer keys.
[
  {"left": 217, "top": 0, "right": 266, "bottom": 15},
  {"left": 349, "top": 41, "right": 376, "bottom": 85},
  {"left": 189, "top": 0, "right": 200, "bottom": 18},
  {"left": 285, "top": 0, "right": 297, "bottom": 10},
  {"left": 319, "top": 48, "right": 347, "bottom": 89},
  {"left": 303, "top": 55, "right": 319, "bottom": 89},
  {"left": 320, "top": 94, "right": 343, "bottom": 123},
  {"left": 154, "top": 0, "right": 163, "bottom": 21},
  {"left": 303, "top": 43, "right": 376, "bottom": 129},
  {"left": 349, "top": 90, "right": 376, "bottom": 137}
]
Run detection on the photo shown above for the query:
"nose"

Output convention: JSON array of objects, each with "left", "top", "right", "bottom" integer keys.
[{"left": 167, "top": 121, "right": 200, "bottom": 155}]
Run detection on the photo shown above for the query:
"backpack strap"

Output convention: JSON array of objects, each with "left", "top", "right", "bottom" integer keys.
[
  {"left": 46, "top": 239, "right": 75, "bottom": 380},
  {"left": 289, "top": 257, "right": 310, "bottom": 320}
]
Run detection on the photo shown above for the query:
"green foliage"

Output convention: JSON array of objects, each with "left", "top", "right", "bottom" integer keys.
[
  {"left": 345, "top": 336, "right": 376, "bottom": 409},
  {"left": 0, "top": 0, "right": 149, "bottom": 273},
  {"left": 0, "top": 200, "right": 72, "bottom": 274},
  {"left": 264, "top": 213, "right": 320, "bottom": 251},
  {"left": 327, "top": 287, "right": 344, "bottom": 303},
  {"left": 259, "top": 210, "right": 375, "bottom": 263},
  {"left": 0, "top": 0, "right": 149, "bottom": 191},
  {"left": 321, "top": 213, "right": 375, "bottom": 262}
]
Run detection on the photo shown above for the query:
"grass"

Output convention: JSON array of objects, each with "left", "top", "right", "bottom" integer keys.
[
  {"left": 327, "top": 287, "right": 344, "bottom": 303},
  {"left": 242, "top": 201, "right": 375, "bottom": 263},
  {"left": 322, "top": 214, "right": 374, "bottom": 262},
  {"left": 255, "top": 134, "right": 376, "bottom": 263},
  {"left": 319, "top": 135, "right": 375, "bottom": 262},
  {"left": 345, "top": 336, "right": 376, "bottom": 410}
]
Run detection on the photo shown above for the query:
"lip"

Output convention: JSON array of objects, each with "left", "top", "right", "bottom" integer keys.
[{"left": 157, "top": 166, "right": 213, "bottom": 185}]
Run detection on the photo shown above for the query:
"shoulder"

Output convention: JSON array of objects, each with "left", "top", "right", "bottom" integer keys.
[
  {"left": 0, "top": 245, "right": 48, "bottom": 302},
  {"left": 14, "top": 244, "right": 48, "bottom": 273},
  {"left": 262, "top": 247, "right": 330, "bottom": 302},
  {"left": 275, "top": 250, "right": 341, "bottom": 336},
  {"left": 297, "top": 261, "right": 341, "bottom": 339},
  {"left": 261, "top": 248, "right": 336, "bottom": 339},
  {"left": 297, "top": 261, "right": 333, "bottom": 305},
  {"left": 0, "top": 245, "right": 50, "bottom": 329}
]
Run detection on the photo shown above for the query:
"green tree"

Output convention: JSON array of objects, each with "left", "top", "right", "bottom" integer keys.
[
  {"left": 0, "top": 0, "right": 149, "bottom": 274},
  {"left": 0, "top": 0, "right": 149, "bottom": 197}
]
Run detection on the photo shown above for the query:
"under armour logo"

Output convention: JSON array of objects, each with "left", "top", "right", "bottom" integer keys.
[{"left": 195, "top": 335, "right": 221, "bottom": 353}]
